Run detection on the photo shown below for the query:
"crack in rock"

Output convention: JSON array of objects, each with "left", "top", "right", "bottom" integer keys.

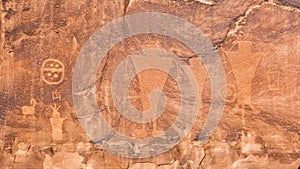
[
  {"left": 226, "top": 2, "right": 265, "bottom": 41},
  {"left": 277, "top": 0, "right": 300, "bottom": 9},
  {"left": 271, "top": 0, "right": 300, "bottom": 12},
  {"left": 214, "top": 2, "right": 265, "bottom": 49},
  {"left": 215, "top": 0, "right": 300, "bottom": 49}
]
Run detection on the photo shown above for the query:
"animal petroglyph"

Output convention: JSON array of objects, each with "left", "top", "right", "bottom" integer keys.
[{"left": 21, "top": 99, "right": 37, "bottom": 116}]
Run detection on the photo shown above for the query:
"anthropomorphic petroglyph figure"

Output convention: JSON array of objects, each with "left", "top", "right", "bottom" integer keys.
[
  {"left": 225, "top": 41, "right": 262, "bottom": 109},
  {"left": 21, "top": 99, "right": 37, "bottom": 117},
  {"left": 50, "top": 104, "right": 65, "bottom": 141}
]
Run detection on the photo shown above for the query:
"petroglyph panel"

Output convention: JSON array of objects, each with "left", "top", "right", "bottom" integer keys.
[{"left": 0, "top": 0, "right": 299, "bottom": 168}]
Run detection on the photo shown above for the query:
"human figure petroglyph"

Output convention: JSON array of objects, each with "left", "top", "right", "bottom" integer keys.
[
  {"left": 41, "top": 59, "right": 65, "bottom": 85},
  {"left": 50, "top": 104, "right": 65, "bottom": 141},
  {"left": 225, "top": 41, "right": 262, "bottom": 109}
]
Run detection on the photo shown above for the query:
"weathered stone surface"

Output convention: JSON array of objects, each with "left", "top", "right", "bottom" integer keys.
[
  {"left": 129, "top": 163, "right": 157, "bottom": 169},
  {"left": 0, "top": 0, "right": 299, "bottom": 168}
]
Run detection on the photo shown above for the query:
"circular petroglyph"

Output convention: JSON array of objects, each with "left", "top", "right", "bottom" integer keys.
[{"left": 41, "top": 58, "right": 65, "bottom": 85}]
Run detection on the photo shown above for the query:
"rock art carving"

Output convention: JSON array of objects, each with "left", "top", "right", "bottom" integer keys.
[
  {"left": 41, "top": 59, "right": 65, "bottom": 85},
  {"left": 50, "top": 104, "right": 65, "bottom": 141},
  {"left": 267, "top": 65, "right": 280, "bottom": 91},
  {"left": 221, "top": 84, "right": 237, "bottom": 103},
  {"left": 225, "top": 41, "right": 262, "bottom": 108},
  {"left": 52, "top": 90, "right": 61, "bottom": 102},
  {"left": 21, "top": 99, "right": 37, "bottom": 116}
]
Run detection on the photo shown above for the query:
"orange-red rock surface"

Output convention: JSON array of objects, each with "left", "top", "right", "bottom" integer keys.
[{"left": 0, "top": 0, "right": 299, "bottom": 168}]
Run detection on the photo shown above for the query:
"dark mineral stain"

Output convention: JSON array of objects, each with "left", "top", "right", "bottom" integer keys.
[
  {"left": 0, "top": 93, "right": 15, "bottom": 112},
  {"left": 2, "top": 0, "right": 8, "bottom": 8},
  {"left": 23, "top": 7, "right": 30, "bottom": 11},
  {"left": 4, "top": 8, "right": 16, "bottom": 19},
  {"left": 257, "top": 111, "right": 300, "bottom": 135},
  {"left": 282, "top": 0, "right": 300, "bottom": 8}
]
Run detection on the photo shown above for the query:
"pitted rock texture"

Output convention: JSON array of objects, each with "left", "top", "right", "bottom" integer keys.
[{"left": 0, "top": 0, "right": 299, "bottom": 168}]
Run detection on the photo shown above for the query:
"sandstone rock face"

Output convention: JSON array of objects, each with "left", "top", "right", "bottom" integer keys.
[{"left": 0, "top": 0, "right": 299, "bottom": 168}]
